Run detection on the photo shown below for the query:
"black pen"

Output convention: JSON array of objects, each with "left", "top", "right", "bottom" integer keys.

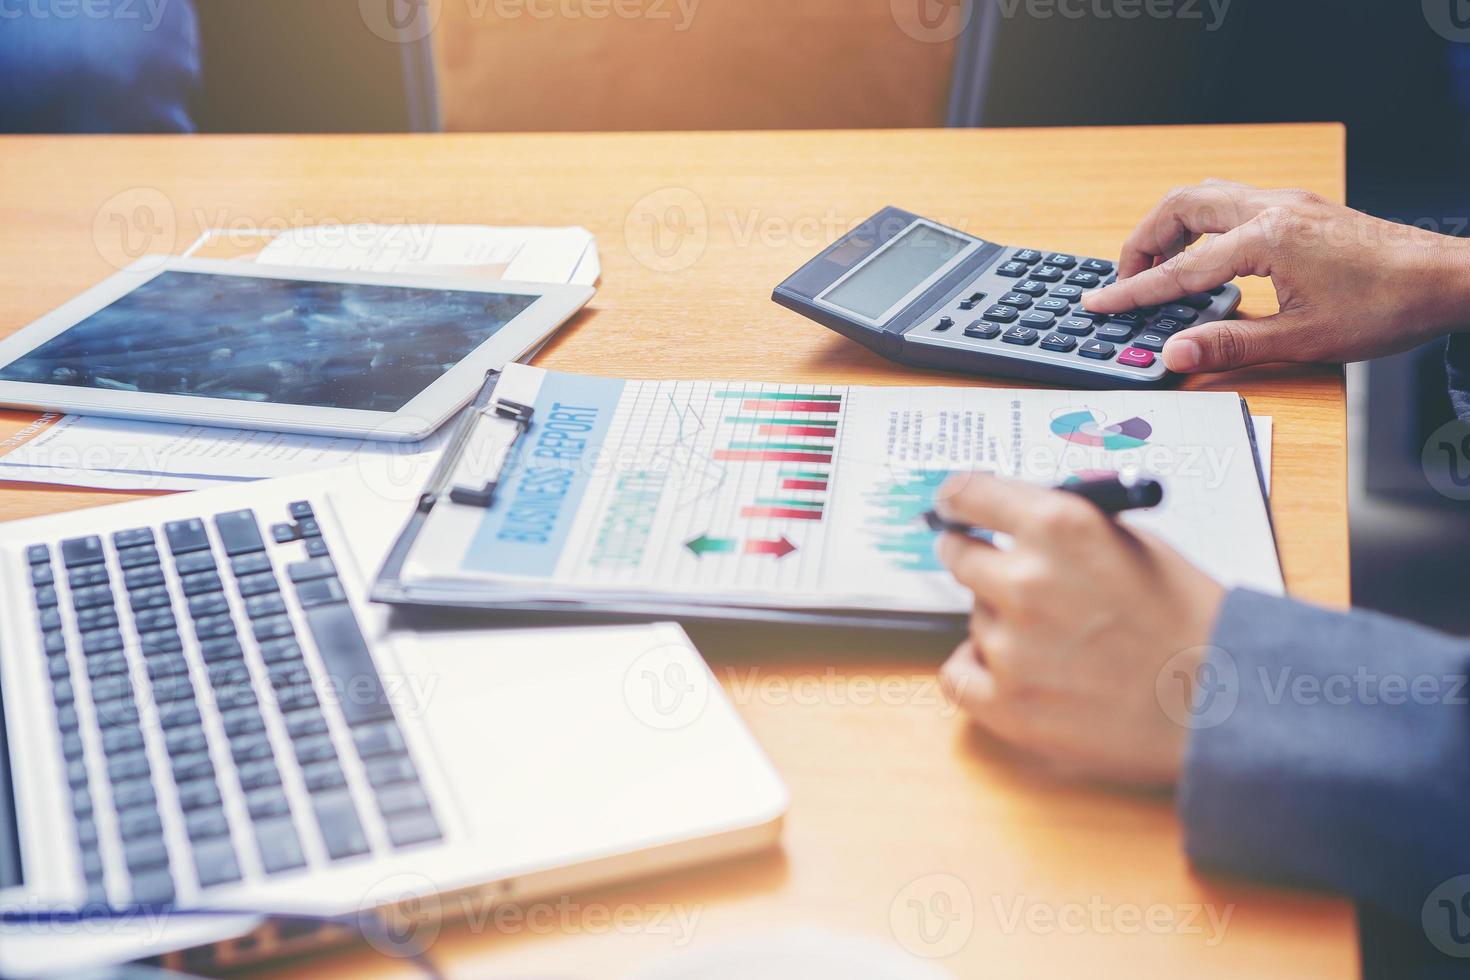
[{"left": 922, "top": 473, "right": 1164, "bottom": 543}]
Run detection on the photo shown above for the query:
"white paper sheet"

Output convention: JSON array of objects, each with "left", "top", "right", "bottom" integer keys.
[{"left": 252, "top": 223, "right": 601, "bottom": 286}]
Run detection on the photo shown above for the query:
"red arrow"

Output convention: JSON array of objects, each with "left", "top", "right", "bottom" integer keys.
[{"left": 744, "top": 537, "right": 797, "bottom": 558}]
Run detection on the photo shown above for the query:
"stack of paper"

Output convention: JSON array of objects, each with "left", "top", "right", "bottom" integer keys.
[{"left": 0, "top": 224, "right": 599, "bottom": 492}]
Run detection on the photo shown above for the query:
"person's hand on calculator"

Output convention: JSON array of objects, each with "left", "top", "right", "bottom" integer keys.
[
  {"left": 1082, "top": 178, "right": 1470, "bottom": 374},
  {"left": 932, "top": 474, "right": 1225, "bottom": 786}
]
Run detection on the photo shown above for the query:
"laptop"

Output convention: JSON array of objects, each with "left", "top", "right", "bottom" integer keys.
[{"left": 0, "top": 468, "right": 788, "bottom": 975}]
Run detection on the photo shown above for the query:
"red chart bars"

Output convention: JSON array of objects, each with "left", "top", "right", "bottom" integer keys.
[{"left": 713, "top": 389, "right": 840, "bottom": 524}]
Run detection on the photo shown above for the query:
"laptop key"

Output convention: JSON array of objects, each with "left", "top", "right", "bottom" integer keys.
[
  {"left": 236, "top": 572, "right": 279, "bottom": 597},
  {"left": 71, "top": 585, "right": 115, "bottom": 610},
  {"left": 365, "top": 756, "right": 418, "bottom": 789},
  {"left": 174, "top": 551, "right": 216, "bottom": 576},
  {"left": 375, "top": 783, "right": 431, "bottom": 817},
  {"left": 165, "top": 726, "right": 208, "bottom": 757},
  {"left": 245, "top": 786, "right": 292, "bottom": 820},
  {"left": 135, "top": 608, "right": 176, "bottom": 633},
  {"left": 34, "top": 586, "right": 58, "bottom": 608},
  {"left": 180, "top": 571, "right": 224, "bottom": 597},
  {"left": 353, "top": 722, "right": 407, "bottom": 759},
  {"left": 305, "top": 538, "right": 331, "bottom": 559},
  {"left": 289, "top": 501, "right": 315, "bottom": 520},
  {"left": 230, "top": 553, "right": 272, "bottom": 577},
  {"left": 255, "top": 818, "right": 307, "bottom": 874},
  {"left": 61, "top": 536, "right": 105, "bottom": 568},
  {"left": 66, "top": 565, "right": 108, "bottom": 589},
  {"left": 123, "top": 566, "right": 165, "bottom": 590},
  {"left": 200, "top": 638, "right": 244, "bottom": 663},
  {"left": 30, "top": 564, "right": 54, "bottom": 587},
  {"left": 117, "top": 545, "right": 160, "bottom": 570},
  {"left": 194, "top": 838, "right": 243, "bottom": 888},
  {"left": 293, "top": 734, "right": 339, "bottom": 765},
  {"left": 177, "top": 778, "right": 222, "bottom": 811},
  {"left": 245, "top": 593, "right": 287, "bottom": 619},
  {"left": 238, "top": 760, "right": 283, "bottom": 791},
  {"left": 214, "top": 510, "right": 266, "bottom": 556},
  {"left": 302, "top": 760, "right": 347, "bottom": 792},
  {"left": 118, "top": 807, "right": 164, "bottom": 840},
  {"left": 194, "top": 615, "right": 237, "bottom": 641},
  {"left": 26, "top": 544, "right": 50, "bottom": 564},
  {"left": 130, "top": 868, "right": 176, "bottom": 906},
  {"left": 313, "top": 791, "right": 370, "bottom": 860},
  {"left": 164, "top": 519, "right": 211, "bottom": 555},
  {"left": 285, "top": 710, "right": 329, "bottom": 739},
  {"left": 113, "top": 528, "right": 155, "bottom": 549},
  {"left": 231, "top": 732, "right": 275, "bottom": 763},
  {"left": 260, "top": 639, "right": 303, "bottom": 664},
  {"left": 186, "top": 808, "right": 230, "bottom": 841},
  {"left": 107, "top": 751, "right": 151, "bottom": 783},
  {"left": 286, "top": 557, "right": 336, "bottom": 583},
  {"left": 123, "top": 836, "right": 169, "bottom": 872},
  {"left": 129, "top": 587, "right": 171, "bottom": 611},
  {"left": 172, "top": 751, "right": 214, "bottom": 783},
  {"left": 385, "top": 810, "right": 442, "bottom": 849},
  {"left": 301, "top": 603, "right": 393, "bottom": 726},
  {"left": 252, "top": 616, "right": 295, "bottom": 642}
]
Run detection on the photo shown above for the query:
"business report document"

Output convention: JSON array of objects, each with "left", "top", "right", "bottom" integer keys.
[{"left": 393, "top": 364, "right": 1282, "bottom": 617}]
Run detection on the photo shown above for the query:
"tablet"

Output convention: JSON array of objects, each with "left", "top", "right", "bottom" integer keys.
[{"left": 0, "top": 257, "right": 595, "bottom": 441}]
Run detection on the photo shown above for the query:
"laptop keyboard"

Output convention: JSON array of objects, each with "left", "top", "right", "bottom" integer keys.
[{"left": 27, "top": 499, "right": 441, "bottom": 906}]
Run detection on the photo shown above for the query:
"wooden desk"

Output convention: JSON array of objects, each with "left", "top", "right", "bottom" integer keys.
[{"left": 0, "top": 125, "right": 1354, "bottom": 978}]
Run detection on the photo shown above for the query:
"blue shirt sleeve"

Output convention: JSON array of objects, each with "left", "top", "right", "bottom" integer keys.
[
  {"left": 1181, "top": 588, "right": 1470, "bottom": 926},
  {"left": 0, "top": 0, "right": 200, "bottom": 133}
]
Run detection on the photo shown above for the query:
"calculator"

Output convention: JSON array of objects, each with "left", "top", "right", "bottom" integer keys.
[{"left": 772, "top": 206, "right": 1242, "bottom": 389}]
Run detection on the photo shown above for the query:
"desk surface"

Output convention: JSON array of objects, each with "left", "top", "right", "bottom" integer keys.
[{"left": 0, "top": 125, "right": 1354, "bottom": 978}]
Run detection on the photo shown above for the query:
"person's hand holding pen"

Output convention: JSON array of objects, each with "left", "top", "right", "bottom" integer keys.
[
  {"left": 932, "top": 474, "right": 1225, "bottom": 787},
  {"left": 1082, "top": 178, "right": 1470, "bottom": 374}
]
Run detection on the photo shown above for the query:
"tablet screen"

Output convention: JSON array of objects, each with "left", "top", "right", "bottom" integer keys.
[{"left": 0, "top": 271, "right": 539, "bottom": 413}]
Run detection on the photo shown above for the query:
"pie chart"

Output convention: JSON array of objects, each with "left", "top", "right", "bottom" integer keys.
[{"left": 1050, "top": 409, "right": 1152, "bottom": 450}]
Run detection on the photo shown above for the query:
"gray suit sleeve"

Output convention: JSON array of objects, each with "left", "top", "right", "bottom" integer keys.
[{"left": 1180, "top": 589, "right": 1470, "bottom": 924}]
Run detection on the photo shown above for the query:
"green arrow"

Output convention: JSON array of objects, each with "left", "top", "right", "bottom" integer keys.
[{"left": 685, "top": 534, "right": 738, "bottom": 556}]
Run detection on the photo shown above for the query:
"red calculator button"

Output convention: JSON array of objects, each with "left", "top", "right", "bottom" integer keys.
[{"left": 1117, "top": 347, "right": 1156, "bottom": 368}]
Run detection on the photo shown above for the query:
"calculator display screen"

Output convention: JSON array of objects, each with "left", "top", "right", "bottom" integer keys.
[{"left": 823, "top": 223, "right": 970, "bottom": 320}]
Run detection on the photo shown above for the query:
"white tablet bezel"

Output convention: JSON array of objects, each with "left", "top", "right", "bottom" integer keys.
[{"left": 0, "top": 257, "right": 595, "bottom": 441}]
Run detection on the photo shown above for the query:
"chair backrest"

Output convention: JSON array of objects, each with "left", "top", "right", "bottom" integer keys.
[
  {"left": 433, "top": 0, "right": 957, "bottom": 131},
  {"left": 192, "top": 0, "right": 439, "bottom": 132}
]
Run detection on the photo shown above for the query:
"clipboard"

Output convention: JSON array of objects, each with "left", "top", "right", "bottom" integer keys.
[{"left": 372, "top": 370, "right": 1278, "bottom": 633}]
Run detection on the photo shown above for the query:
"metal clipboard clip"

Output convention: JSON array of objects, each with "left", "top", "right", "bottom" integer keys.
[{"left": 446, "top": 397, "right": 535, "bottom": 508}]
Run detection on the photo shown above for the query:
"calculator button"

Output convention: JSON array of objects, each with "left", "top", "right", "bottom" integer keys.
[
  {"left": 1069, "top": 308, "right": 1110, "bottom": 324},
  {"left": 968, "top": 291, "right": 986, "bottom": 304},
  {"left": 1002, "top": 326, "right": 1039, "bottom": 345},
  {"left": 1160, "top": 305, "right": 1200, "bottom": 324},
  {"left": 964, "top": 321, "right": 1000, "bottom": 340},
  {"left": 1210, "top": 284, "right": 1227, "bottom": 295},
  {"left": 1180, "top": 293, "right": 1214, "bottom": 310},
  {"left": 1132, "top": 332, "right": 1168, "bottom": 352},
  {"left": 1019, "top": 311, "right": 1056, "bottom": 329},
  {"left": 1095, "top": 324, "right": 1133, "bottom": 342},
  {"left": 1065, "top": 271, "right": 1102, "bottom": 288},
  {"left": 998, "top": 292, "right": 1034, "bottom": 309},
  {"left": 1118, "top": 348, "right": 1157, "bottom": 368},
  {"left": 983, "top": 304, "right": 1020, "bottom": 323},
  {"left": 1012, "top": 249, "right": 1043, "bottom": 265},
  {"left": 1044, "top": 253, "right": 1077, "bottom": 269},
  {"left": 1013, "top": 280, "right": 1048, "bottom": 297},
  {"left": 996, "top": 261, "right": 1028, "bottom": 278},
  {"left": 935, "top": 316, "right": 955, "bottom": 331},
  {"left": 1034, "top": 297, "right": 1070, "bottom": 314},
  {"left": 1056, "top": 317, "right": 1095, "bottom": 336},
  {"left": 958, "top": 299, "right": 978, "bottom": 311},
  {"left": 1079, "top": 258, "right": 1115, "bottom": 275},
  {"left": 1030, "top": 266, "right": 1063, "bottom": 283},
  {"left": 1108, "top": 312, "right": 1145, "bottom": 328},
  {"left": 1040, "top": 332, "right": 1077, "bottom": 352},
  {"left": 1050, "top": 284, "right": 1083, "bottom": 300},
  {"left": 1079, "top": 340, "right": 1116, "bottom": 360},
  {"left": 1151, "top": 317, "right": 1186, "bottom": 333}
]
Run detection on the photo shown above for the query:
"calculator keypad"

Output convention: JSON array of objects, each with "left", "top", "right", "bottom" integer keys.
[{"left": 905, "top": 245, "right": 1241, "bottom": 385}]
